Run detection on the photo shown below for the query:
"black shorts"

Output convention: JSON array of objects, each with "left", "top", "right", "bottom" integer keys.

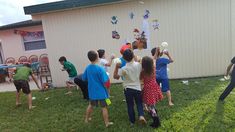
[
  {"left": 90, "top": 100, "right": 107, "bottom": 107},
  {"left": 14, "top": 80, "right": 31, "bottom": 94}
]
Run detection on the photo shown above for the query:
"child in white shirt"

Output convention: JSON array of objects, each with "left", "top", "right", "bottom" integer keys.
[{"left": 113, "top": 49, "right": 146, "bottom": 126}]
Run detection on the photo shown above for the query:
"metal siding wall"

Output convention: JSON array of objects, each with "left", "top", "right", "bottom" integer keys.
[
  {"left": 39, "top": 0, "right": 231, "bottom": 87},
  {"left": 231, "top": 0, "right": 235, "bottom": 56}
]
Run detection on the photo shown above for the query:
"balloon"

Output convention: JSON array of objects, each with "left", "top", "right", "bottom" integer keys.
[
  {"left": 161, "top": 42, "right": 168, "bottom": 48},
  {"left": 113, "top": 58, "right": 121, "bottom": 64}
]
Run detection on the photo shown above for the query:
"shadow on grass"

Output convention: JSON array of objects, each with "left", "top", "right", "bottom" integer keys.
[{"left": 204, "top": 101, "right": 225, "bottom": 131}]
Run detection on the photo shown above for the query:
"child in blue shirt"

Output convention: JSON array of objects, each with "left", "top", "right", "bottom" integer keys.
[
  {"left": 151, "top": 47, "right": 174, "bottom": 106},
  {"left": 82, "top": 50, "right": 113, "bottom": 127}
]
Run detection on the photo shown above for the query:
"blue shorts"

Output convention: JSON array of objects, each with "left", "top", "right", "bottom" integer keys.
[{"left": 156, "top": 79, "right": 170, "bottom": 92}]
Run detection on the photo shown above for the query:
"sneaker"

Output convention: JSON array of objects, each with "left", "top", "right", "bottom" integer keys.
[
  {"left": 138, "top": 116, "right": 147, "bottom": 125},
  {"left": 29, "top": 106, "right": 36, "bottom": 110},
  {"left": 16, "top": 103, "right": 22, "bottom": 108},
  {"left": 105, "top": 122, "right": 114, "bottom": 127},
  {"left": 65, "top": 91, "right": 72, "bottom": 95},
  {"left": 130, "top": 123, "right": 135, "bottom": 127},
  {"left": 169, "top": 102, "right": 174, "bottom": 106},
  {"left": 76, "top": 86, "right": 79, "bottom": 90}
]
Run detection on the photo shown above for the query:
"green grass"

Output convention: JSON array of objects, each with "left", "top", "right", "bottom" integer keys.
[{"left": 0, "top": 77, "right": 235, "bottom": 132}]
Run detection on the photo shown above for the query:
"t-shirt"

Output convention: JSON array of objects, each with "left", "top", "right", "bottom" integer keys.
[
  {"left": 231, "top": 56, "right": 235, "bottom": 76},
  {"left": 13, "top": 66, "right": 32, "bottom": 81},
  {"left": 156, "top": 58, "right": 170, "bottom": 79},
  {"left": 118, "top": 61, "right": 142, "bottom": 91},
  {"left": 82, "top": 64, "right": 109, "bottom": 100},
  {"left": 64, "top": 61, "right": 77, "bottom": 77},
  {"left": 99, "top": 58, "right": 109, "bottom": 72}
]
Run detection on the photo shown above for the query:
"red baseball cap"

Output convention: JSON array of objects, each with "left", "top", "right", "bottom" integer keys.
[{"left": 120, "top": 44, "right": 131, "bottom": 55}]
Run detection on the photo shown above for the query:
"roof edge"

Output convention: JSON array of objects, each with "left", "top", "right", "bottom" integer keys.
[
  {"left": 24, "top": 0, "right": 129, "bottom": 15},
  {"left": 0, "top": 20, "right": 42, "bottom": 31}
]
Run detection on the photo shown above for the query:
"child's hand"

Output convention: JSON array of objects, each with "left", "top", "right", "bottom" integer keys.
[
  {"left": 110, "top": 54, "right": 116, "bottom": 60},
  {"left": 116, "top": 63, "right": 121, "bottom": 68},
  {"left": 164, "top": 51, "right": 169, "bottom": 56}
]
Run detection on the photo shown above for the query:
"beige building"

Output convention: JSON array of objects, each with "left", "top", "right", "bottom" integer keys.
[
  {"left": 24, "top": 0, "right": 235, "bottom": 87},
  {"left": 0, "top": 20, "right": 47, "bottom": 63}
]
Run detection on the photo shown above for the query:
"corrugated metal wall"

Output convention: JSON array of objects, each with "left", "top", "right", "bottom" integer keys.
[
  {"left": 231, "top": 0, "right": 235, "bottom": 56},
  {"left": 38, "top": 0, "right": 232, "bottom": 87}
]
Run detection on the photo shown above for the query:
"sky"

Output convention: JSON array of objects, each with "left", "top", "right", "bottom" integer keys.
[{"left": 0, "top": 0, "right": 61, "bottom": 26}]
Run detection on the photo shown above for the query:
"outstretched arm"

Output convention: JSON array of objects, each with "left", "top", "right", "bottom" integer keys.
[
  {"left": 105, "top": 56, "right": 115, "bottom": 67},
  {"left": 164, "top": 51, "right": 174, "bottom": 63},
  {"left": 153, "top": 48, "right": 159, "bottom": 60},
  {"left": 31, "top": 74, "right": 40, "bottom": 89},
  {"left": 225, "top": 63, "right": 233, "bottom": 76}
]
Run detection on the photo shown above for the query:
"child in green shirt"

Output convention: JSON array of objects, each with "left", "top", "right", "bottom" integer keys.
[
  {"left": 13, "top": 63, "right": 40, "bottom": 109},
  {"left": 59, "top": 56, "right": 78, "bottom": 95}
]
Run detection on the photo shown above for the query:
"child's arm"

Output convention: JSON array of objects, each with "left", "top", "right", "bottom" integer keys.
[
  {"left": 140, "top": 70, "right": 144, "bottom": 80},
  {"left": 153, "top": 47, "right": 159, "bottom": 60},
  {"left": 105, "top": 56, "right": 115, "bottom": 67},
  {"left": 113, "top": 63, "right": 121, "bottom": 80},
  {"left": 31, "top": 73, "right": 40, "bottom": 89},
  {"left": 225, "top": 63, "right": 233, "bottom": 76},
  {"left": 82, "top": 69, "right": 88, "bottom": 81},
  {"left": 62, "top": 63, "right": 72, "bottom": 71},
  {"left": 164, "top": 51, "right": 174, "bottom": 63},
  {"left": 134, "top": 55, "right": 142, "bottom": 62}
]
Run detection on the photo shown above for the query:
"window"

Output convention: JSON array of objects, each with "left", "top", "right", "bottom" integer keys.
[{"left": 23, "top": 31, "right": 46, "bottom": 51}]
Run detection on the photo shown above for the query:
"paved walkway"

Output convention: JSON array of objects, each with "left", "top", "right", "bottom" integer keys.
[{"left": 0, "top": 81, "right": 38, "bottom": 92}]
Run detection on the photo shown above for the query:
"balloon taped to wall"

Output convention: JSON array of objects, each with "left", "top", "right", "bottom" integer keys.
[
  {"left": 112, "top": 31, "right": 120, "bottom": 39},
  {"left": 152, "top": 19, "right": 160, "bottom": 30},
  {"left": 111, "top": 16, "right": 118, "bottom": 24}
]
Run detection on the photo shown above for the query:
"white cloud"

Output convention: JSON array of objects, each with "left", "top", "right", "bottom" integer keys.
[{"left": 0, "top": 0, "right": 61, "bottom": 26}]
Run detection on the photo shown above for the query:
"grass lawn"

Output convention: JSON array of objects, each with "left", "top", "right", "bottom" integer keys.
[{"left": 0, "top": 76, "right": 235, "bottom": 132}]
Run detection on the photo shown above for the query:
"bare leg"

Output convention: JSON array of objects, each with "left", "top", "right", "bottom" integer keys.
[
  {"left": 166, "top": 90, "right": 174, "bottom": 106},
  {"left": 102, "top": 107, "right": 113, "bottom": 127},
  {"left": 102, "top": 107, "right": 109, "bottom": 126},
  {"left": 16, "top": 92, "right": 21, "bottom": 106},
  {"left": 65, "top": 81, "right": 72, "bottom": 94},
  {"left": 85, "top": 104, "right": 93, "bottom": 123},
  {"left": 28, "top": 93, "right": 33, "bottom": 109}
]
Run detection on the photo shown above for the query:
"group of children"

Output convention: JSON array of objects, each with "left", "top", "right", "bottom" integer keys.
[
  {"left": 57, "top": 43, "right": 174, "bottom": 128},
  {"left": 12, "top": 43, "right": 174, "bottom": 128},
  {"left": 112, "top": 46, "right": 174, "bottom": 128},
  {"left": 10, "top": 36, "right": 235, "bottom": 129}
]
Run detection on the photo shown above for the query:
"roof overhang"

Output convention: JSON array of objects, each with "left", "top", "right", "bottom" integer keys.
[
  {"left": 0, "top": 20, "right": 42, "bottom": 31},
  {"left": 24, "top": 0, "right": 129, "bottom": 15}
]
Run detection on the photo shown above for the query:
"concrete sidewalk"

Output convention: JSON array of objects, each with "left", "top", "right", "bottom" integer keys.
[{"left": 0, "top": 81, "right": 38, "bottom": 92}]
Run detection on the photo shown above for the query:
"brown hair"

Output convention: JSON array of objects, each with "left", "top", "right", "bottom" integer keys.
[
  {"left": 141, "top": 56, "right": 154, "bottom": 76},
  {"left": 151, "top": 47, "right": 163, "bottom": 57}
]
